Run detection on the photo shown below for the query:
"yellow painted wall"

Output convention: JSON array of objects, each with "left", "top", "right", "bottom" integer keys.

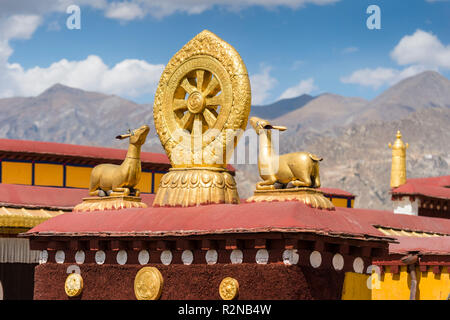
[
  {"left": 341, "top": 272, "right": 371, "bottom": 300},
  {"left": 153, "top": 173, "right": 164, "bottom": 192},
  {"left": 2, "top": 162, "right": 32, "bottom": 185},
  {"left": 135, "top": 172, "right": 152, "bottom": 193},
  {"left": 331, "top": 198, "right": 348, "bottom": 208},
  {"left": 66, "top": 166, "right": 92, "bottom": 188},
  {"left": 34, "top": 163, "right": 63, "bottom": 186},
  {"left": 372, "top": 266, "right": 450, "bottom": 300}
]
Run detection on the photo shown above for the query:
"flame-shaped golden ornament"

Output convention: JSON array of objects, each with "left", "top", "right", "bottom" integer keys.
[{"left": 153, "top": 30, "right": 251, "bottom": 207}]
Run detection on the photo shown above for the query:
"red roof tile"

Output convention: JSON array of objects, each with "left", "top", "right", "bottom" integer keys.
[
  {"left": 389, "top": 236, "right": 450, "bottom": 255},
  {"left": 391, "top": 183, "right": 450, "bottom": 200},
  {"left": 0, "top": 138, "right": 170, "bottom": 164},
  {"left": 337, "top": 207, "right": 450, "bottom": 236},
  {"left": 0, "top": 183, "right": 155, "bottom": 209},
  {"left": 24, "top": 201, "right": 393, "bottom": 242},
  {"left": 0, "top": 138, "right": 235, "bottom": 172},
  {"left": 319, "top": 187, "right": 355, "bottom": 198}
]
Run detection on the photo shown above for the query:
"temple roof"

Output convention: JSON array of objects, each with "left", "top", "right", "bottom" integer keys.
[
  {"left": 0, "top": 183, "right": 156, "bottom": 210},
  {"left": 319, "top": 188, "right": 355, "bottom": 198},
  {"left": 389, "top": 236, "right": 450, "bottom": 256},
  {"left": 0, "top": 138, "right": 235, "bottom": 173},
  {"left": 391, "top": 175, "right": 450, "bottom": 200},
  {"left": 20, "top": 201, "right": 398, "bottom": 242}
]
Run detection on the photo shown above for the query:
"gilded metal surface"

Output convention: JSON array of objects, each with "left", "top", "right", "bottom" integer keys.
[
  {"left": 153, "top": 168, "right": 239, "bottom": 207},
  {"left": 249, "top": 117, "right": 322, "bottom": 190},
  {"left": 65, "top": 273, "right": 83, "bottom": 297},
  {"left": 134, "top": 267, "right": 164, "bottom": 300},
  {"left": 219, "top": 277, "right": 239, "bottom": 300},
  {"left": 89, "top": 125, "right": 150, "bottom": 197},
  {"left": 152, "top": 30, "right": 250, "bottom": 206},
  {"left": 388, "top": 130, "right": 408, "bottom": 188},
  {"left": 0, "top": 207, "right": 64, "bottom": 230},
  {"left": 247, "top": 188, "right": 334, "bottom": 210},
  {"left": 73, "top": 195, "right": 147, "bottom": 212}
]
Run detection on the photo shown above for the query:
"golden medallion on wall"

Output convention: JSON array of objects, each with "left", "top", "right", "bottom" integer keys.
[
  {"left": 219, "top": 277, "right": 239, "bottom": 300},
  {"left": 134, "top": 267, "right": 164, "bottom": 300},
  {"left": 65, "top": 273, "right": 83, "bottom": 297}
]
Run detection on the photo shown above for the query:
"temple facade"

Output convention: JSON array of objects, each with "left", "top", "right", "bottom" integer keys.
[{"left": 0, "top": 30, "right": 449, "bottom": 300}]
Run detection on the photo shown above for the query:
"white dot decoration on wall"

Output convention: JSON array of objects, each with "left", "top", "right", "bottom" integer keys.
[
  {"left": 353, "top": 257, "right": 364, "bottom": 274},
  {"left": 55, "top": 250, "right": 65, "bottom": 264},
  {"left": 255, "top": 249, "right": 269, "bottom": 264},
  {"left": 230, "top": 249, "right": 243, "bottom": 264},
  {"left": 282, "top": 249, "right": 299, "bottom": 265},
  {"left": 332, "top": 253, "right": 344, "bottom": 271},
  {"left": 138, "top": 250, "right": 150, "bottom": 265},
  {"left": 39, "top": 250, "right": 48, "bottom": 264},
  {"left": 205, "top": 250, "right": 218, "bottom": 265},
  {"left": 160, "top": 250, "right": 173, "bottom": 265},
  {"left": 116, "top": 250, "right": 128, "bottom": 265},
  {"left": 75, "top": 250, "right": 85, "bottom": 264},
  {"left": 95, "top": 250, "right": 106, "bottom": 265},
  {"left": 309, "top": 251, "right": 322, "bottom": 268},
  {"left": 181, "top": 250, "right": 194, "bottom": 265}
]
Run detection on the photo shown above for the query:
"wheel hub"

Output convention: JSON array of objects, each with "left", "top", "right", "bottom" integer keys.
[{"left": 187, "top": 91, "right": 205, "bottom": 114}]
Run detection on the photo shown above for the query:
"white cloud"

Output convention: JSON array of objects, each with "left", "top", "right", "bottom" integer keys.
[
  {"left": 0, "top": 3, "right": 163, "bottom": 99},
  {"left": 390, "top": 29, "right": 450, "bottom": 69},
  {"left": 250, "top": 65, "right": 278, "bottom": 105},
  {"left": 341, "top": 30, "right": 448, "bottom": 89},
  {"left": 105, "top": 2, "right": 145, "bottom": 21},
  {"left": 100, "top": 0, "right": 340, "bottom": 20},
  {"left": 0, "top": 55, "right": 164, "bottom": 98},
  {"left": 278, "top": 78, "right": 317, "bottom": 99},
  {"left": 340, "top": 66, "right": 427, "bottom": 89}
]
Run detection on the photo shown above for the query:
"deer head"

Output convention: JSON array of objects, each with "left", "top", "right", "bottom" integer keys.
[
  {"left": 249, "top": 117, "right": 287, "bottom": 135},
  {"left": 116, "top": 125, "right": 150, "bottom": 146}
]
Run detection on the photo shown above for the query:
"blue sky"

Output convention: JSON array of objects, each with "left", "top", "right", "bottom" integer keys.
[{"left": 1, "top": 0, "right": 450, "bottom": 104}]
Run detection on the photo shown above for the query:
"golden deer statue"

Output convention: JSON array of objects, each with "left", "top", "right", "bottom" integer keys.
[
  {"left": 89, "top": 125, "right": 150, "bottom": 197},
  {"left": 249, "top": 117, "right": 322, "bottom": 190}
]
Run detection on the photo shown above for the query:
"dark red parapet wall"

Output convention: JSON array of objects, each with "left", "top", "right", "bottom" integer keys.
[{"left": 34, "top": 263, "right": 345, "bottom": 300}]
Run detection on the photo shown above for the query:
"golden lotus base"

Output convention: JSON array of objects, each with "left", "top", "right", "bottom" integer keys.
[
  {"left": 153, "top": 168, "right": 239, "bottom": 207},
  {"left": 73, "top": 196, "right": 148, "bottom": 212},
  {"left": 246, "top": 187, "right": 335, "bottom": 210}
]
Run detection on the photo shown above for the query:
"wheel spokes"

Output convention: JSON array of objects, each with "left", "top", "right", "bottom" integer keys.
[
  {"left": 203, "top": 108, "right": 217, "bottom": 128},
  {"left": 203, "top": 76, "right": 220, "bottom": 97},
  {"left": 180, "top": 112, "right": 194, "bottom": 130},
  {"left": 205, "top": 94, "right": 223, "bottom": 107},
  {"left": 173, "top": 99, "right": 188, "bottom": 111},
  {"left": 192, "top": 114, "right": 203, "bottom": 137},
  {"left": 180, "top": 78, "right": 196, "bottom": 94},
  {"left": 174, "top": 70, "right": 223, "bottom": 134}
]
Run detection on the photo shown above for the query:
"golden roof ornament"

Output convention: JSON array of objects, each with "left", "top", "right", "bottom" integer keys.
[
  {"left": 73, "top": 125, "right": 149, "bottom": 212},
  {"left": 246, "top": 117, "right": 334, "bottom": 210},
  {"left": 152, "top": 30, "right": 251, "bottom": 207},
  {"left": 389, "top": 130, "right": 408, "bottom": 188}
]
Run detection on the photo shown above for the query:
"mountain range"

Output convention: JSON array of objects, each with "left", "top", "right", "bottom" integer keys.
[{"left": 0, "top": 70, "right": 448, "bottom": 210}]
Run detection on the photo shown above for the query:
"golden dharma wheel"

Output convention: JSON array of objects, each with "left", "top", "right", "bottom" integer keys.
[
  {"left": 64, "top": 273, "right": 83, "bottom": 297},
  {"left": 153, "top": 30, "right": 251, "bottom": 168},
  {"left": 134, "top": 267, "right": 164, "bottom": 300},
  {"left": 219, "top": 277, "right": 239, "bottom": 300}
]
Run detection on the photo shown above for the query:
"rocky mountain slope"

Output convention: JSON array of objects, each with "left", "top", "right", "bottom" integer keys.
[{"left": 0, "top": 71, "right": 448, "bottom": 210}]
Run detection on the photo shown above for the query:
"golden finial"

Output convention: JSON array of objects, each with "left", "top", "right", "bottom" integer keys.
[{"left": 388, "top": 130, "right": 409, "bottom": 188}]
